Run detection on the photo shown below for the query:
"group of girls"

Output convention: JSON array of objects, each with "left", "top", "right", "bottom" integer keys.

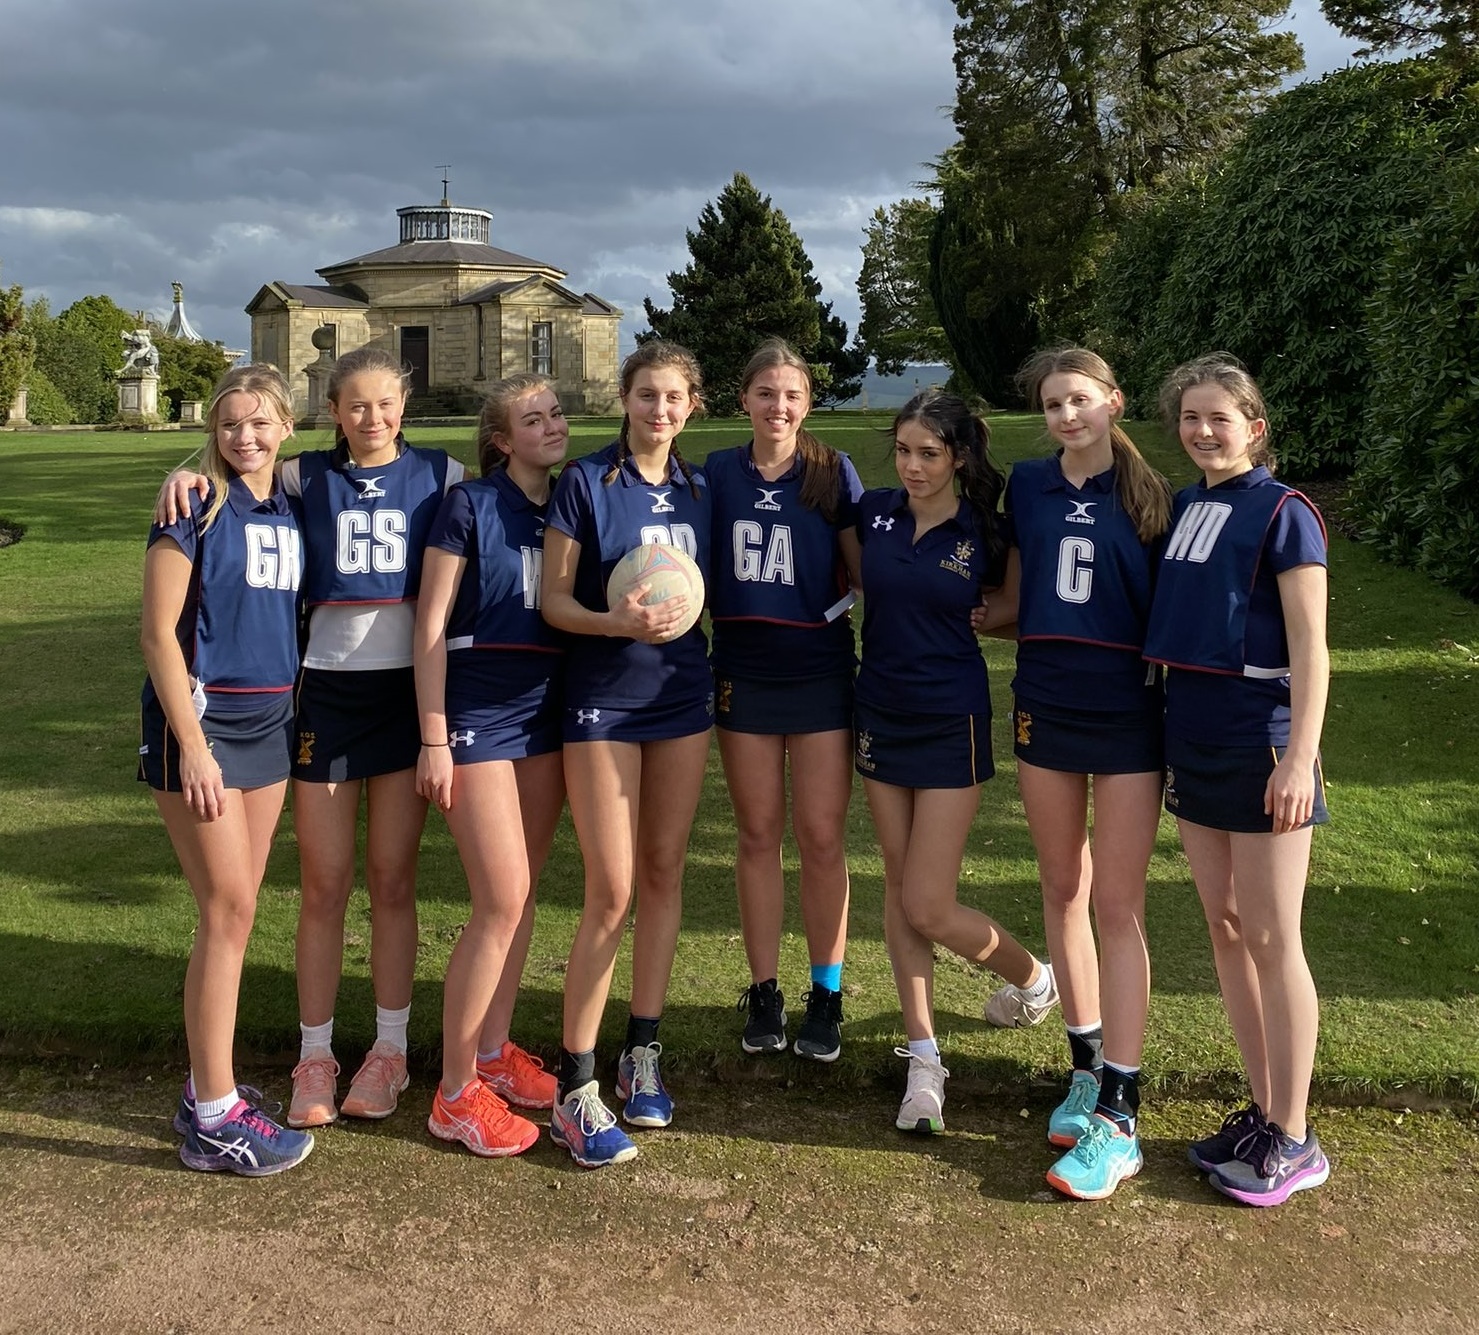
[{"left": 141, "top": 331, "right": 1330, "bottom": 1207}]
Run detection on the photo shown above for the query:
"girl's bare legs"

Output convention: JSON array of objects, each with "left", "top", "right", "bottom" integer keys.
[
  {"left": 293, "top": 778, "right": 362, "bottom": 1028},
  {"left": 629, "top": 732, "right": 711, "bottom": 1017},
  {"left": 439, "top": 759, "right": 529, "bottom": 1093},
  {"left": 788, "top": 729, "right": 852, "bottom": 973},
  {"left": 478, "top": 749, "right": 565, "bottom": 1053},
  {"left": 363, "top": 768, "right": 428, "bottom": 1013},
  {"left": 1018, "top": 764, "right": 1095, "bottom": 1026},
  {"left": 1182, "top": 818, "right": 1318, "bottom": 1138},
  {"left": 717, "top": 729, "right": 788, "bottom": 982},
  {"left": 1084, "top": 771, "right": 1160, "bottom": 1069},
  {"left": 161, "top": 782, "right": 286, "bottom": 1101}
]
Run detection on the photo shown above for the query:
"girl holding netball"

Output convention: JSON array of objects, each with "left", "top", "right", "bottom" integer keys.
[
  {"left": 855, "top": 390, "right": 1053, "bottom": 1134},
  {"left": 413, "top": 374, "right": 569, "bottom": 1157},
  {"left": 142, "top": 364, "right": 312, "bottom": 1175},
  {"left": 982, "top": 347, "right": 1171, "bottom": 1200},
  {"left": 1145, "top": 354, "right": 1330, "bottom": 1206},
  {"left": 540, "top": 341, "right": 712, "bottom": 1168},
  {"left": 160, "top": 347, "right": 465, "bottom": 1127},
  {"left": 707, "top": 339, "right": 863, "bottom": 1062}
]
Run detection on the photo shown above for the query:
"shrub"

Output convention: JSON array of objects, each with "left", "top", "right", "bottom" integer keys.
[
  {"left": 21, "top": 368, "right": 73, "bottom": 426},
  {"left": 1350, "top": 146, "right": 1479, "bottom": 598},
  {"left": 1096, "top": 57, "right": 1477, "bottom": 477}
]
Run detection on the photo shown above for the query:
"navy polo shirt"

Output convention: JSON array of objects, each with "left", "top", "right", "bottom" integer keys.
[{"left": 855, "top": 487, "right": 994, "bottom": 715}]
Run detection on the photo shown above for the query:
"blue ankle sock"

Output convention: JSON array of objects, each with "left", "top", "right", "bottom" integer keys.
[{"left": 810, "top": 962, "right": 842, "bottom": 993}]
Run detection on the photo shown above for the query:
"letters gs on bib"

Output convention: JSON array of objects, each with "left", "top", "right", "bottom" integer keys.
[{"left": 336, "top": 509, "right": 409, "bottom": 574}]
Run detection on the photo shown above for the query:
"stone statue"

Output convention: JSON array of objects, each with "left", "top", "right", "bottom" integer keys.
[{"left": 119, "top": 328, "right": 160, "bottom": 376}]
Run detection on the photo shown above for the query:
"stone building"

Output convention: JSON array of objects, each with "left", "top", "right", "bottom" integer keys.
[{"left": 245, "top": 196, "right": 622, "bottom": 417}]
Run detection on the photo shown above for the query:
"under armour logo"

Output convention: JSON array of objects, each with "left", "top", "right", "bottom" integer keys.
[
  {"left": 353, "top": 475, "right": 388, "bottom": 499},
  {"left": 449, "top": 730, "right": 475, "bottom": 747},
  {"left": 647, "top": 490, "right": 675, "bottom": 514},
  {"left": 576, "top": 708, "right": 602, "bottom": 724},
  {"left": 872, "top": 515, "right": 895, "bottom": 531},
  {"left": 754, "top": 488, "right": 782, "bottom": 511},
  {"left": 1066, "top": 500, "right": 1097, "bottom": 525}
]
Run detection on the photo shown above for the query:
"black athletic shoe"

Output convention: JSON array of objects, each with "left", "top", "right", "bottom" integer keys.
[
  {"left": 737, "top": 979, "right": 787, "bottom": 1054},
  {"left": 793, "top": 986, "right": 843, "bottom": 1063}
]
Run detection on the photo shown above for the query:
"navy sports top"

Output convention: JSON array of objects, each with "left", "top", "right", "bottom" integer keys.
[
  {"left": 1008, "top": 455, "right": 1162, "bottom": 715},
  {"left": 546, "top": 442, "right": 712, "bottom": 710},
  {"left": 855, "top": 488, "right": 998, "bottom": 716},
  {"left": 706, "top": 442, "right": 862, "bottom": 679},
  {"left": 1145, "top": 468, "right": 1327, "bottom": 744},
  {"left": 297, "top": 440, "right": 450, "bottom": 606},
  {"left": 143, "top": 474, "right": 302, "bottom": 702}
]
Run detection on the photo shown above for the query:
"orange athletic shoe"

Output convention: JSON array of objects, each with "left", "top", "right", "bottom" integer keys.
[
  {"left": 340, "top": 1040, "right": 410, "bottom": 1120},
  {"left": 428, "top": 1079, "right": 539, "bottom": 1158},
  {"left": 476, "top": 1042, "right": 557, "bottom": 1110},
  {"left": 287, "top": 1051, "right": 340, "bottom": 1129}
]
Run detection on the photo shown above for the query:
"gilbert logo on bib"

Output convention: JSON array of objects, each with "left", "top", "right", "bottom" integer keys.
[
  {"left": 647, "top": 490, "right": 675, "bottom": 514},
  {"left": 353, "top": 475, "right": 388, "bottom": 501}
]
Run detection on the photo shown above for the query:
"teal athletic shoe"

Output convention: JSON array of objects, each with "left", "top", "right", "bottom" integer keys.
[
  {"left": 1047, "top": 1069, "right": 1101, "bottom": 1148},
  {"left": 1046, "top": 1114, "right": 1143, "bottom": 1200}
]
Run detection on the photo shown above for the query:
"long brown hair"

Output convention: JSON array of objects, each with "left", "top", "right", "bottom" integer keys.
[
  {"left": 198, "top": 364, "right": 295, "bottom": 532},
  {"left": 1016, "top": 345, "right": 1172, "bottom": 543},
  {"left": 739, "top": 338, "right": 843, "bottom": 523},
  {"left": 476, "top": 373, "right": 556, "bottom": 477},
  {"left": 1158, "top": 352, "right": 1275, "bottom": 474},
  {"left": 326, "top": 345, "right": 411, "bottom": 450},
  {"left": 605, "top": 340, "right": 703, "bottom": 500}
]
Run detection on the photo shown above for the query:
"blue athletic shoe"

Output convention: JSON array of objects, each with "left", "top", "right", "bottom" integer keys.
[
  {"left": 1046, "top": 1114, "right": 1143, "bottom": 1200},
  {"left": 1188, "top": 1102, "right": 1265, "bottom": 1171},
  {"left": 550, "top": 1081, "right": 638, "bottom": 1169},
  {"left": 616, "top": 1043, "right": 674, "bottom": 1128},
  {"left": 172, "top": 1083, "right": 274, "bottom": 1136},
  {"left": 1047, "top": 1069, "right": 1101, "bottom": 1147},
  {"left": 1209, "top": 1122, "right": 1330, "bottom": 1207},
  {"left": 179, "top": 1100, "right": 314, "bottom": 1177}
]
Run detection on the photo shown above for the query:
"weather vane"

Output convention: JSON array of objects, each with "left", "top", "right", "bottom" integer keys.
[{"left": 436, "top": 164, "right": 452, "bottom": 204}]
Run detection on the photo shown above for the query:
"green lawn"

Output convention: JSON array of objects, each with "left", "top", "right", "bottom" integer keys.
[{"left": 1, "top": 411, "right": 1475, "bottom": 1101}]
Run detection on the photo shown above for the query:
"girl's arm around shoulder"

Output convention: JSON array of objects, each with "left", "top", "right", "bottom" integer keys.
[{"left": 973, "top": 548, "right": 1020, "bottom": 640}]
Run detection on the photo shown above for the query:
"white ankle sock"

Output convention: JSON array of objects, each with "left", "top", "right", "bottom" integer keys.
[
  {"left": 1021, "top": 960, "right": 1053, "bottom": 1002},
  {"left": 194, "top": 1090, "right": 239, "bottom": 1129},
  {"left": 376, "top": 1004, "right": 411, "bottom": 1052},
  {"left": 907, "top": 1037, "right": 940, "bottom": 1061},
  {"left": 300, "top": 1020, "right": 334, "bottom": 1060}
]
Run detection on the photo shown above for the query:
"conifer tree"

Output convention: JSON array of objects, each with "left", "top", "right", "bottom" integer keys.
[{"left": 644, "top": 173, "right": 862, "bottom": 412}]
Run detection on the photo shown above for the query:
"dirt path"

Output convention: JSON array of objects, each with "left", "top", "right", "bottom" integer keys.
[{"left": 1, "top": 1058, "right": 1475, "bottom": 1333}]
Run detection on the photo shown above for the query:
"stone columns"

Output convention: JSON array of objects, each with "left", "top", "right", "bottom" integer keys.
[
  {"left": 298, "top": 325, "right": 338, "bottom": 428},
  {"left": 6, "top": 387, "right": 30, "bottom": 428}
]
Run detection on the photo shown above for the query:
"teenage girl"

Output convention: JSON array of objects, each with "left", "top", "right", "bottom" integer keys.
[
  {"left": 706, "top": 339, "right": 862, "bottom": 1062},
  {"left": 1145, "top": 354, "right": 1331, "bottom": 1206},
  {"left": 982, "top": 347, "right": 1172, "bottom": 1200},
  {"left": 142, "top": 364, "right": 313, "bottom": 1176},
  {"left": 855, "top": 390, "right": 1054, "bottom": 1134},
  {"left": 540, "top": 341, "right": 713, "bottom": 1168},
  {"left": 160, "top": 346, "right": 465, "bottom": 1127},
  {"left": 413, "top": 374, "right": 570, "bottom": 1157}
]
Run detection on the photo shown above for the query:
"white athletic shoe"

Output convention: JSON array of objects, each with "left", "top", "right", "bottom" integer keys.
[
  {"left": 983, "top": 962, "right": 1060, "bottom": 1029},
  {"left": 894, "top": 1047, "right": 949, "bottom": 1133}
]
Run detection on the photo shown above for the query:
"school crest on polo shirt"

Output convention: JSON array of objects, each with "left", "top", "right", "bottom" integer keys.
[{"left": 939, "top": 539, "right": 975, "bottom": 580}]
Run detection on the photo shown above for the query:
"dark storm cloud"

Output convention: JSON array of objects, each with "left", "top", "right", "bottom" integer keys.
[
  {"left": 0, "top": 0, "right": 958, "bottom": 350},
  {"left": 0, "top": 0, "right": 1357, "bottom": 355}
]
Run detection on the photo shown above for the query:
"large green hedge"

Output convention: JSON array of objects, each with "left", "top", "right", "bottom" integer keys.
[
  {"left": 1350, "top": 146, "right": 1479, "bottom": 598},
  {"left": 1093, "top": 57, "right": 1477, "bottom": 479}
]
